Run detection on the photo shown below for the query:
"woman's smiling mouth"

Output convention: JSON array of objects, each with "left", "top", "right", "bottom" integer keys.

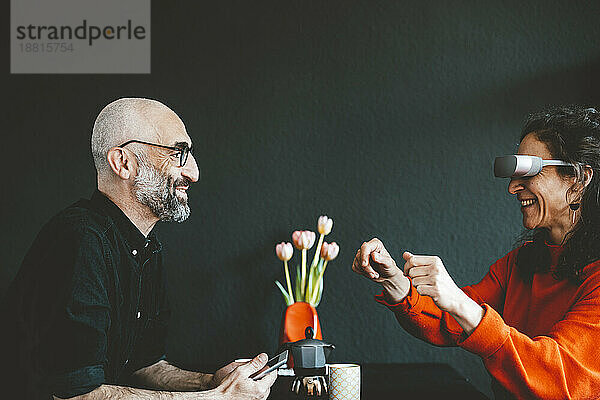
[{"left": 520, "top": 198, "right": 537, "bottom": 208}]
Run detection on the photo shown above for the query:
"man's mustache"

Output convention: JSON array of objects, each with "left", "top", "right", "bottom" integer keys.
[{"left": 172, "top": 177, "right": 192, "bottom": 189}]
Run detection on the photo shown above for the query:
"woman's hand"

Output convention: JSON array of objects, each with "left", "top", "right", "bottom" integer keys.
[
  {"left": 352, "top": 238, "right": 400, "bottom": 280},
  {"left": 352, "top": 238, "right": 411, "bottom": 303},
  {"left": 403, "top": 251, "right": 484, "bottom": 334},
  {"left": 402, "top": 251, "right": 464, "bottom": 313}
]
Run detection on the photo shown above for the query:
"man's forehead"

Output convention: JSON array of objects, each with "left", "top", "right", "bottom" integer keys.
[{"left": 152, "top": 110, "right": 192, "bottom": 147}]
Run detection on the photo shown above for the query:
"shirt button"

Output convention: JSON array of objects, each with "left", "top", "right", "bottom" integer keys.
[
  {"left": 136, "top": 311, "right": 141, "bottom": 319},
  {"left": 132, "top": 249, "right": 138, "bottom": 256},
  {"left": 144, "top": 241, "right": 149, "bottom": 248}
]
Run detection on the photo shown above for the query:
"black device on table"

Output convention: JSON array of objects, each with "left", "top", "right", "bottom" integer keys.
[{"left": 250, "top": 350, "right": 289, "bottom": 380}]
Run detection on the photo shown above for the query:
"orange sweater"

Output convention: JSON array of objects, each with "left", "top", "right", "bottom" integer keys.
[{"left": 375, "top": 243, "right": 600, "bottom": 399}]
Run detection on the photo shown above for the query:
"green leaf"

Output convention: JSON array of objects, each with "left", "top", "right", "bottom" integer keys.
[
  {"left": 307, "top": 258, "right": 322, "bottom": 303},
  {"left": 309, "top": 256, "right": 318, "bottom": 272},
  {"left": 275, "top": 281, "right": 293, "bottom": 306},
  {"left": 314, "top": 278, "right": 324, "bottom": 307},
  {"left": 312, "top": 259, "right": 325, "bottom": 307}
]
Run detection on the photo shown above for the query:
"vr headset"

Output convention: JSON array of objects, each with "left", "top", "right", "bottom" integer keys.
[{"left": 494, "top": 155, "right": 571, "bottom": 178}]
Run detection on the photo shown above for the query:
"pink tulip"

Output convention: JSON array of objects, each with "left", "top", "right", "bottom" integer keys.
[
  {"left": 275, "top": 242, "right": 293, "bottom": 261},
  {"left": 292, "top": 230, "right": 316, "bottom": 250},
  {"left": 317, "top": 215, "right": 333, "bottom": 235},
  {"left": 292, "top": 231, "right": 303, "bottom": 249},
  {"left": 323, "top": 242, "right": 339, "bottom": 261},
  {"left": 302, "top": 231, "right": 316, "bottom": 249},
  {"left": 320, "top": 242, "right": 330, "bottom": 259}
]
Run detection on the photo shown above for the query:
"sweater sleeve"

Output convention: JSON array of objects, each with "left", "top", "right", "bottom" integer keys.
[
  {"left": 459, "top": 274, "right": 600, "bottom": 398},
  {"left": 376, "top": 250, "right": 600, "bottom": 398},
  {"left": 374, "top": 250, "right": 512, "bottom": 346}
]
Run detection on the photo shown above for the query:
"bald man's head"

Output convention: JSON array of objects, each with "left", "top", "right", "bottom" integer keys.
[{"left": 91, "top": 97, "right": 179, "bottom": 178}]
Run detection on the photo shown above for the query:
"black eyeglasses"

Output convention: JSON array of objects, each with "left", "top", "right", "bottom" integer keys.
[{"left": 119, "top": 140, "right": 194, "bottom": 167}]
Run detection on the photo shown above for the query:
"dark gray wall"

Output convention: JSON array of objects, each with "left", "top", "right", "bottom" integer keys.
[{"left": 2, "top": 1, "right": 600, "bottom": 396}]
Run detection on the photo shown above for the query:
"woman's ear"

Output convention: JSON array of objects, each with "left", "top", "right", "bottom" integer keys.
[
  {"left": 583, "top": 165, "right": 594, "bottom": 188},
  {"left": 568, "top": 166, "right": 594, "bottom": 203}
]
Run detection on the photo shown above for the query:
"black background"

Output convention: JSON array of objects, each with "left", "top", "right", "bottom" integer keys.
[{"left": 3, "top": 1, "right": 600, "bottom": 396}]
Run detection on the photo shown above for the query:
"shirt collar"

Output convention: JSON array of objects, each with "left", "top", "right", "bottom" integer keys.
[
  {"left": 90, "top": 189, "right": 161, "bottom": 254},
  {"left": 544, "top": 241, "right": 564, "bottom": 267}
]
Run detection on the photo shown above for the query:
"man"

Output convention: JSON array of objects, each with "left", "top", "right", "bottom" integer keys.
[{"left": 1, "top": 98, "right": 277, "bottom": 399}]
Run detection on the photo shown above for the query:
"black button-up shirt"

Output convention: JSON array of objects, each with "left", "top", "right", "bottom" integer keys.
[{"left": 1, "top": 190, "right": 170, "bottom": 399}]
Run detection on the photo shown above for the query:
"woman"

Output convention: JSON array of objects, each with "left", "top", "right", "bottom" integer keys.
[{"left": 352, "top": 105, "right": 600, "bottom": 399}]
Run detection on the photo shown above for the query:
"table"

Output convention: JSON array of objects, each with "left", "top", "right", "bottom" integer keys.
[{"left": 268, "top": 363, "right": 489, "bottom": 399}]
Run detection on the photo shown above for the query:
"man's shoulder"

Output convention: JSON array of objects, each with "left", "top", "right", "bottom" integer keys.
[
  {"left": 9, "top": 197, "right": 117, "bottom": 305},
  {"left": 46, "top": 197, "right": 114, "bottom": 239},
  {"left": 22, "top": 197, "right": 119, "bottom": 263}
]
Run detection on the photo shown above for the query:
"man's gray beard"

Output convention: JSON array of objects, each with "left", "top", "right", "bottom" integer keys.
[{"left": 133, "top": 157, "right": 191, "bottom": 223}]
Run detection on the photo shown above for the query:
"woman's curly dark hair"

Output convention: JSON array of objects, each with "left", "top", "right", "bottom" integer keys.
[{"left": 515, "top": 105, "right": 600, "bottom": 283}]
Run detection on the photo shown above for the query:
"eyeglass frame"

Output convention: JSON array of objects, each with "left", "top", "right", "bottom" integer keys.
[{"left": 118, "top": 139, "right": 194, "bottom": 168}]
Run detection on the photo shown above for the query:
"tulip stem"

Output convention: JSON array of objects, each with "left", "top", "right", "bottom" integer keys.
[
  {"left": 311, "top": 234, "right": 325, "bottom": 270},
  {"left": 310, "top": 260, "right": 329, "bottom": 304},
  {"left": 284, "top": 260, "right": 294, "bottom": 302},
  {"left": 301, "top": 249, "right": 307, "bottom": 297}
]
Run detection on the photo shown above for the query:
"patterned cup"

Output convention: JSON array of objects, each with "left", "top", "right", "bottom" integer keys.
[{"left": 328, "top": 363, "right": 361, "bottom": 400}]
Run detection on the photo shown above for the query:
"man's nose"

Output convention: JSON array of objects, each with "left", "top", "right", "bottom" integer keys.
[
  {"left": 508, "top": 178, "right": 523, "bottom": 195},
  {"left": 182, "top": 154, "right": 200, "bottom": 183}
]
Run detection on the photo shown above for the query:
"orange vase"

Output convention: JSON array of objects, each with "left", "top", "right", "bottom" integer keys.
[{"left": 279, "top": 302, "right": 322, "bottom": 368}]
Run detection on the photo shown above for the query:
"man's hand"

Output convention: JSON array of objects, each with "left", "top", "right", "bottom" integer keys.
[
  {"left": 52, "top": 354, "right": 276, "bottom": 400},
  {"left": 352, "top": 238, "right": 411, "bottom": 303},
  {"left": 210, "top": 360, "right": 246, "bottom": 388},
  {"left": 214, "top": 353, "right": 277, "bottom": 400}
]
